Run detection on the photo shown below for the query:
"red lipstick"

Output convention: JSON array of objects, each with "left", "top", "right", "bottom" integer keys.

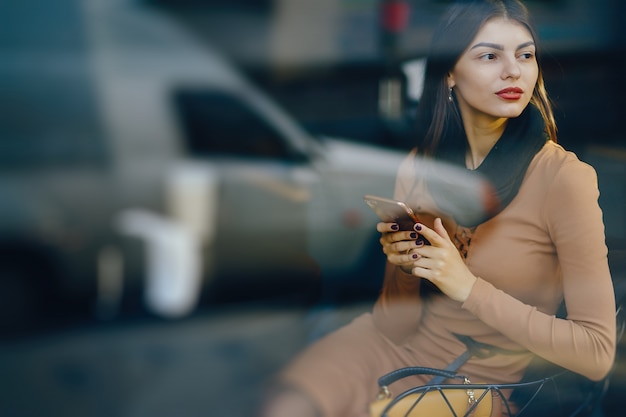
[{"left": 496, "top": 87, "right": 523, "bottom": 100}]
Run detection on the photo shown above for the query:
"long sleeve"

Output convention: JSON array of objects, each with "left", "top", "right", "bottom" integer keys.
[{"left": 463, "top": 154, "right": 616, "bottom": 381}]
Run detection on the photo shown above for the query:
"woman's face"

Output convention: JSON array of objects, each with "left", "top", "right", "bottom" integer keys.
[{"left": 448, "top": 17, "right": 538, "bottom": 126}]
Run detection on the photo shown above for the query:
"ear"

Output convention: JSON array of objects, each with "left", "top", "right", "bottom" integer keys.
[{"left": 447, "top": 73, "right": 455, "bottom": 89}]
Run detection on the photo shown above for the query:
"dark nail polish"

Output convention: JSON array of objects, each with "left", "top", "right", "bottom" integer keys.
[
  {"left": 414, "top": 224, "right": 422, "bottom": 231},
  {"left": 391, "top": 224, "right": 399, "bottom": 231},
  {"left": 412, "top": 254, "right": 419, "bottom": 259},
  {"left": 410, "top": 232, "right": 417, "bottom": 239},
  {"left": 416, "top": 238, "right": 425, "bottom": 246}
]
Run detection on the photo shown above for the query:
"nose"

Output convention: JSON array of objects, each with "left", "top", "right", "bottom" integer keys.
[{"left": 501, "top": 56, "right": 521, "bottom": 80}]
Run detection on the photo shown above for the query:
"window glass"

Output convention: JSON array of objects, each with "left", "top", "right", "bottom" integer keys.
[{"left": 173, "top": 89, "right": 294, "bottom": 160}]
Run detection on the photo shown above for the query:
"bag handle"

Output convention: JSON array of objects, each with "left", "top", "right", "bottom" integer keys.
[{"left": 378, "top": 366, "right": 465, "bottom": 388}]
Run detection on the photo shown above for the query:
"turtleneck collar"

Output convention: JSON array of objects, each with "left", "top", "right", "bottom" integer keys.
[{"left": 434, "top": 105, "right": 548, "bottom": 227}]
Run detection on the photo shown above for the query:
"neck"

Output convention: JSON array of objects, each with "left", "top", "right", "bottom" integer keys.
[{"left": 464, "top": 117, "right": 508, "bottom": 169}]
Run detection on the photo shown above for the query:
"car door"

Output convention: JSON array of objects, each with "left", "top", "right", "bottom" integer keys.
[{"left": 172, "top": 87, "right": 320, "bottom": 301}]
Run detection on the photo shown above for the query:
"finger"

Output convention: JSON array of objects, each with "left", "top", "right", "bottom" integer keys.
[
  {"left": 400, "top": 239, "right": 424, "bottom": 253},
  {"left": 407, "top": 250, "right": 421, "bottom": 260},
  {"left": 411, "top": 253, "right": 446, "bottom": 278},
  {"left": 414, "top": 218, "right": 449, "bottom": 246},
  {"left": 411, "top": 265, "right": 442, "bottom": 283},
  {"left": 381, "top": 230, "right": 420, "bottom": 245},
  {"left": 433, "top": 218, "right": 453, "bottom": 243},
  {"left": 415, "top": 255, "right": 445, "bottom": 272},
  {"left": 383, "top": 239, "right": 418, "bottom": 255},
  {"left": 388, "top": 250, "right": 421, "bottom": 265},
  {"left": 413, "top": 222, "right": 440, "bottom": 245},
  {"left": 410, "top": 244, "right": 434, "bottom": 259},
  {"left": 376, "top": 222, "right": 400, "bottom": 233}
]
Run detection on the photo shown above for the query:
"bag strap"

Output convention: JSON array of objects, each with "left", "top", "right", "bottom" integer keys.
[
  {"left": 428, "top": 334, "right": 527, "bottom": 385},
  {"left": 427, "top": 350, "right": 472, "bottom": 385},
  {"left": 376, "top": 367, "right": 470, "bottom": 401},
  {"left": 453, "top": 333, "right": 526, "bottom": 358},
  {"left": 377, "top": 366, "right": 465, "bottom": 388},
  {"left": 377, "top": 335, "right": 529, "bottom": 388}
]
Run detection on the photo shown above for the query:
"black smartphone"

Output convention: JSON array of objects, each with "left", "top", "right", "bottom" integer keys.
[{"left": 363, "top": 194, "right": 420, "bottom": 231}]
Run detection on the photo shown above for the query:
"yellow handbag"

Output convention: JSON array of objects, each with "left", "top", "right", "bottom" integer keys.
[{"left": 369, "top": 367, "right": 493, "bottom": 417}]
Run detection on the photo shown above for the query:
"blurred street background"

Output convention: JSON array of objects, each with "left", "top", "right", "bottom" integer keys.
[{"left": 1, "top": 0, "right": 625, "bottom": 416}]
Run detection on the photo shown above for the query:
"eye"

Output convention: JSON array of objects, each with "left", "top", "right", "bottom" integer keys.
[
  {"left": 518, "top": 52, "right": 535, "bottom": 60},
  {"left": 479, "top": 53, "right": 497, "bottom": 61}
]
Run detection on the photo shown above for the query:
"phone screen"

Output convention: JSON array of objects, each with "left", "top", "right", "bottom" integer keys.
[{"left": 363, "top": 195, "right": 419, "bottom": 230}]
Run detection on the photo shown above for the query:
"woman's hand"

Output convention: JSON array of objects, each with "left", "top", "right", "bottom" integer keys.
[
  {"left": 409, "top": 218, "right": 477, "bottom": 302},
  {"left": 376, "top": 222, "right": 425, "bottom": 273},
  {"left": 378, "top": 218, "right": 477, "bottom": 302}
]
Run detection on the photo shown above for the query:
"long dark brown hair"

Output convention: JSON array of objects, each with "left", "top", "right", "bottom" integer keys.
[{"left": 416, "top": 0, "right": 557, "bottom": 157}]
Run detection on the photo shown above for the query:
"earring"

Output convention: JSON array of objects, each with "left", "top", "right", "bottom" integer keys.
[{"left": 448, "top": 87, "right": 453, "bottom": 102}]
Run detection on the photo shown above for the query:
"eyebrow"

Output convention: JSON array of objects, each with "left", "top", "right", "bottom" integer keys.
[{"left": 470, "top": 41, "right": 535, "bottom": 51}]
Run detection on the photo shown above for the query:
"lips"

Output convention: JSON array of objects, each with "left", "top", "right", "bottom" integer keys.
[{"left": 496, "top": 87, "right": 524, "bottom": 100}]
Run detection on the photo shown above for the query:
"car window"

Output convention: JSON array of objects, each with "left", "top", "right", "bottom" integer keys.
[{"left": 173, "top": 89, "right": 295, "bottom": 160}]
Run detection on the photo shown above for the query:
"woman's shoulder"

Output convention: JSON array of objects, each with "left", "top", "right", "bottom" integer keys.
[{"left": 529, "top": 140, "right": 597, "bottom": 180}]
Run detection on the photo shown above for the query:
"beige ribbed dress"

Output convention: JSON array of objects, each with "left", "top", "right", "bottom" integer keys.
[{"left": 279, "top": 141, "right": 616, "bottom": 417}]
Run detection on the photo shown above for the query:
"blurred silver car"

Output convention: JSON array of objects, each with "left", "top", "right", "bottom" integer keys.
[
  {"left": 0, "top": 0, "right": 488, "bottom": 324},
  {"left": 0, "top": 0, "right": 410, "bottom": 324}
]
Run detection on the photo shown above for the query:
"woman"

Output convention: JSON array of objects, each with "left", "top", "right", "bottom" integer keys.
[{"left": 261, "top": 1, "right": 616, "bottom": 416}]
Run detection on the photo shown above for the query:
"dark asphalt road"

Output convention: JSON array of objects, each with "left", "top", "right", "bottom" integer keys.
[{"left": 1, "top": 300, "right": 625, "bottom": 417}]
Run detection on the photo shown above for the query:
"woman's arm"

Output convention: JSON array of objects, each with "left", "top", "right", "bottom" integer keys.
[{"left": 463, "top": 159, "right": 616, "bottom": 381}]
